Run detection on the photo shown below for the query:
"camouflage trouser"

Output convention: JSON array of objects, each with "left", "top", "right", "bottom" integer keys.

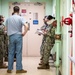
[
  {"left": 0, "top": 35, "right": 4, "bottom": 66},
  {"left": 40, "top": 42, "right": 44, "bottom": 57},
  {"left": 42, "top": 41, "right": 54, "bottom": 64},
  {"left": 40, "top": 37, "right": 45, "bottom": 58},
  {"left": 4, "top": 35, "right": 8, "bottom": 60}
]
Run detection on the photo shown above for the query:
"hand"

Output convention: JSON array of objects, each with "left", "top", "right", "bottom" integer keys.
[
  {"left": 22, "top": 32, "right": 26, "bottom": 36},
  {"left": 43, "top": 31, "right": 47, "bottom": 35}
]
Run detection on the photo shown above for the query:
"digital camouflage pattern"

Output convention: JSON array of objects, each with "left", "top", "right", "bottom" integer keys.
[
  {"left": 0, "top": 24, "right": 8, "bottom": 66},
  {"left": 40, "top": 23, "right": 56, "bottom": 64},
  {"left": 4, "top": 33, "right": 8, "bottom": 61},
  {"left": 40, "top": 24, "right": 51, "bottom": 56}
]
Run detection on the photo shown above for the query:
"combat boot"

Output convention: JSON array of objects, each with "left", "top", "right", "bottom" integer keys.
[
  {"left": 40, "top": 57, "right": 43, "bottom": 60},
  {"left": 39, "top": 60, "right": 43, "bottom": 65},
  {"left": 37, "top": 64, "right": 50, "bottom": 69},
  {"left": 39, "top": 62, "right": 42, "bottom": 65},
  {"left": 39, "top": 61, "right": 49, "bottom": 65}
]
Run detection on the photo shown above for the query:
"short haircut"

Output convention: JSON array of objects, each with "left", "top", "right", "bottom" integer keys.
[{"left": 13, "top": 6, "right": 20, "bottom": 13}]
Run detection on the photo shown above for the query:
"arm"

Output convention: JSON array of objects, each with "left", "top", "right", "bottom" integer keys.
[
  {"left": 4, "top": 26, "right": 7, "bottom": 31},
  {"left": 3, "top": 26, "right": 7, "bottom": 34},
  {"left": 4, "top": 19, "right": 8, "bottom": 32},
  {"left": 22, "top": 23, "right": 29, "bottom": 36},
  {"left": 44, "top": 26, "right": 55, "bottom": 38},
  {"left": 21, "top": 17, "right": 29, "bottom": 36}
]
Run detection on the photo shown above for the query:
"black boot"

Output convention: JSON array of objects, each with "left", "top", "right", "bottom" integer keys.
[
  {"left": 37, "top": 64, "right": 50, "bottom": 69},
  {"left": 39, "top": 60, "right": 43, "bottom": 65},
  {"left": 40, "top": 57, "right": 43, "bottom": 60}
]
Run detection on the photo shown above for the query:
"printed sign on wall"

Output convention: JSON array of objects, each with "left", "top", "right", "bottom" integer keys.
[
  {"left": 21, "top": 9, "right": 27, "bottom": 16},
  {"left": 33, "top": 12, "right": 39, "bottom": 25},
  {"left": 33, "top": 20, "right": 38, "bottom": 25}
]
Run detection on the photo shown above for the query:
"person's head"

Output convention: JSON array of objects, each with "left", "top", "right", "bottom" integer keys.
[
  {"left": 0, "top": 15, "right": 4, "bottom": 25},
  {"left": 43, "top": 16, "right": 48, "bottom": 23},
  {"left": 0, "top": 15, "right": 3, "bottom": 21},
  {"left": 13, "top": 6, "right": 20, "bottom": 13},
  {"left": 46, "top": 15, "right": 56, "bottom": 25},
  {"left": 47, "top": 15, "right": 55, "bottom": 21}
]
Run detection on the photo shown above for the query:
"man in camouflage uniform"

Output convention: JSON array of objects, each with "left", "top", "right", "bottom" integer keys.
[
  {"left": 0, "top": 15, "right": 8, "bottom": 68},
  {"left": 37, "top": 15, "right": 56, "bottom": 69}
]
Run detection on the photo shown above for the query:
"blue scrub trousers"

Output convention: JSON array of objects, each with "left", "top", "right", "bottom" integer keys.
[{"left": 8, "top": 34, "right": 23, "bottom": 70}]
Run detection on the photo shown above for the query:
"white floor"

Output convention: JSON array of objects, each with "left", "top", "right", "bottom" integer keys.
[{"left": 0, "top": 57, "right": 56, "bottom": 75}]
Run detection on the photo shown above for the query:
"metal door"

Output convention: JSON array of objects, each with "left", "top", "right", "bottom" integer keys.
[{"left": 9, "top": 2, "right": 45, "bottom": 56}]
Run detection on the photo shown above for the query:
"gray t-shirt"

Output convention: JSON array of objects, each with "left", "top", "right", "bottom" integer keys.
[{"left": 5, "top": 14, "right": 26, "bottom": 36}]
